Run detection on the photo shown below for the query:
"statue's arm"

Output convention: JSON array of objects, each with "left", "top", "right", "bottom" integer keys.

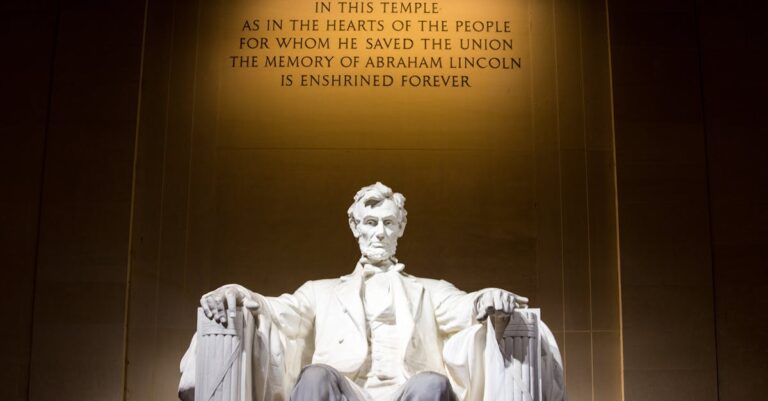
[
  {"left": 178, "top": 281, "right": 316, "bottom": 400},
  {"left": 194, "top": 281, "right": 317, "bottom": 334},
  {"left": 262, "top": 280, "right": 317, "bottom": 339},
  {"left": 428, "top": 279, "right": 479, "bottom": 335},
  {"left": 428, "top": 280, "right": 530, "bottom": 335}
]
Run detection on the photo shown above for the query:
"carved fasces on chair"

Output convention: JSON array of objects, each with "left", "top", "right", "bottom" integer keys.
[
  {"left": 195, "top": 308, "right": 245, "bottom": 401},
  {"left": 500, "top": 309, "right": 542, "bottom": 401}
]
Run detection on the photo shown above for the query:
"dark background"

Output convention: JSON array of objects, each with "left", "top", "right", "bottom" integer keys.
[{"left": 1, "top": 0, "right": 766, "bottom": 400}]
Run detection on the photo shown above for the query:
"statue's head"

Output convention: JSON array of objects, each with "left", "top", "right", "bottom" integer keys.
[{"left": 347, "top": 182, "right": 407, "bottom": 263}]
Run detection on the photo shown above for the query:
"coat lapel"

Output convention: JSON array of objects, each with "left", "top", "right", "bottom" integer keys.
[
  {"left": 401, "top": 275, "right": 424, "bottom": 320},
  {"left": 392, "top": 264, "right": 424, "bottom": 353},
  {"left": 335, "top": 265, "right": 366, "bottom": 336}
]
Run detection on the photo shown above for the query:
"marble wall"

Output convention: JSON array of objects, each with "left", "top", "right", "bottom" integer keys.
[
  {"left": 698, "top": 1, "right": 768, "bottom": 399},
  {"left": 610, "top": 1, "right": 768, "bottom": 400},
  {"left": 610, "top": 1, "right": 719, "bottom": 399},
  {"left": 1, "top": 0, "right": 765, "bottom": 401},
  {"left": 123, "top": 1, "right": 620, "bottom": 400},
  {"left": 0, "top": 0, "right": 144, "bottom": 400},
  {"left": 0, "top": 0, "right": 57, "bottom": 398}
]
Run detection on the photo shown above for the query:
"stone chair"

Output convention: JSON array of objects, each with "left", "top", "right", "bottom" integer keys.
[{"left": 187, "top": 308, "right": 546, "bottom": 401}]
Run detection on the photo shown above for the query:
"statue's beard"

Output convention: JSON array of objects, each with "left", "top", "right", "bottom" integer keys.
[{"left": 361, "top": 245, "right": 396, "bottom": 262}]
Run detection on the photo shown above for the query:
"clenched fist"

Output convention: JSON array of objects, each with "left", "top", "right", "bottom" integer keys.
[{"left": 474, "top": 288, "right": 528, "bottom": 321}]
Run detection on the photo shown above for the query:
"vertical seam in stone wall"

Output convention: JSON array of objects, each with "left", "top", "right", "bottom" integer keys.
[
  {"left": 146, "top": 2, "right": 193, "bottom": 392},
  {"left": 182, "top": 0, "right": 204, "bottom": 305},
  {"left": 121, "top": 0, "right": 151, "bottom": 399},
  {"left": 576, "top": 1, "right": 596, "bottom": 399},
  {"left": 528, "top": 0, "right": 540, "bottom": 308},
  {"left": 209, "top": 4, "right": 224, "bottom": 299},
  {"left": 692, "top": 0, "right": 720, "bottom": 399},
  {"left": 551, "top": 0, "right": 568, "bottom": 372},
  {"left": 601, "top": 0, "right": 625, "bottom": 399},
  {"left": 26, "top": 1, "right": 62, "bottom": 399},
  {"left": 148, "top": 0, "right": 179, "bottom": 394}
]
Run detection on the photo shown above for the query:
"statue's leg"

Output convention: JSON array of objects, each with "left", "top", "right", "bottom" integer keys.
[
  {"left": 395, "top": 372, "right": 458, "bottom": 401},
  {"left": 291, "top": 364, "right": 360, "bottom": 401}
]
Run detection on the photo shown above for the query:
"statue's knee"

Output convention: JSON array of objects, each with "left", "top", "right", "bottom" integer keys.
[
  {"left": 411, "top": 372, "right": 452, "bottom": 394},
  {"left": 292, "top": 365, "right": 343, "bottom": 401},
  {"left": 298, "top": 364, "right": 334, "bottom": 388}
]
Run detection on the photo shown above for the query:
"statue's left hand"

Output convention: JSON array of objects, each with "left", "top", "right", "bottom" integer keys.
[{"left": 474, "top": 289, "right": 529, "bottom": 321}]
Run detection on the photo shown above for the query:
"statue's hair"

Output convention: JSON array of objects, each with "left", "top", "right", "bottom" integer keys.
[{"left": 347, "top": 182, "right": 407, "bottom": 225}]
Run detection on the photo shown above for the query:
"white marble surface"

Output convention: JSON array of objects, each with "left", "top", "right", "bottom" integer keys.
[{"left": 180, "top": 183, "right": 565, "bottom": 401}]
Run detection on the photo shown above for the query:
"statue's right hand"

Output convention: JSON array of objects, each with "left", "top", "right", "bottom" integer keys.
[{"left": 200, "top": 284, "right": 259, "bottom": 327}]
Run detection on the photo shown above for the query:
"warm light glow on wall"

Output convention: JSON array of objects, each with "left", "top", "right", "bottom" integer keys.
[
  {"left": 123, "top": 1, "right": 623, "bottom": 400},
  {"left": 209, "top": 0, "right": 530, "bottom": 151}
]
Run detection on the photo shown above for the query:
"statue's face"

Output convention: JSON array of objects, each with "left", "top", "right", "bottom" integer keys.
[{"left": 352, "top": 199, "right": 404, "bottom": 263}]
